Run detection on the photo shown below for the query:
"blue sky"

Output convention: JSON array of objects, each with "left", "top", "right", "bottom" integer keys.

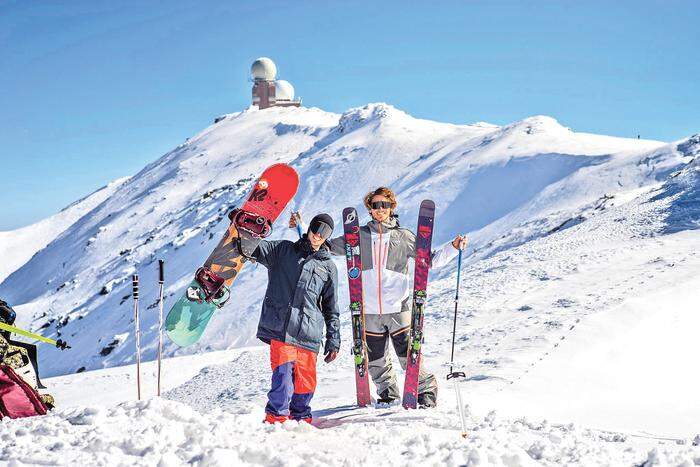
[{"left": 1, "top": 0, "right": 698, "bottom": 230}]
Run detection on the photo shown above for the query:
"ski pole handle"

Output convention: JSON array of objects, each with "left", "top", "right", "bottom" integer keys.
[
  {"left": 159, "top": 260, "right": 165, "bottom": 284},
  {"left": 132, "top": 275, "right": 139, "bottom": 299},
  {"left": 290, "top": 211, "right": 303, "bottom": 239}
]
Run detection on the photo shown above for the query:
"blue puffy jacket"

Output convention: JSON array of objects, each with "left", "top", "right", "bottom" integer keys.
[{"left": 252, "top": 236, "right": 341, "bottom": 354}]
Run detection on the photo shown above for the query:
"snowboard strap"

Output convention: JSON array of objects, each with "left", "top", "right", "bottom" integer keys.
[
  {"left": 194, "top": 267, "right": 229, "bottom": 304},
  {"left": 229, "top": 208, "right": 272, "bottom": 238}
]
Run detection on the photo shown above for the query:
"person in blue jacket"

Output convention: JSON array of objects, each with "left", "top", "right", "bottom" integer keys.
[{"left": 252, "top": 213, "right": 341, "bottom": 424}]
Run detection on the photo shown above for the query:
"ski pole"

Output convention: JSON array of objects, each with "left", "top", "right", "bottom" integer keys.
[
  {"left": 446, "top": 248, "right": 468, "bottom": 438},
  {"left": 132, "top": 274, "right": 142, "bottom": 401},
  {"left": 157, "top": 260, "right": 165, "bottom": 396},
  {"left": 0, "top": 322, "right": 71, "bottom": 350},
  {"left": 449, "top": 248, "right": 463, "bottom": 375}
]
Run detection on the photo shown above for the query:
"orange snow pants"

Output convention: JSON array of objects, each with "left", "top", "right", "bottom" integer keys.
[{"left": 265, "top": 339, "right": 317, "bottom": 421}]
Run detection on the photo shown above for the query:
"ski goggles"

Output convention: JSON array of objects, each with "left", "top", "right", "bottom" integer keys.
[
  {"left": 370, "top": 201, "right": 392, "bottom": 210},
  {"left": 309, "top": 220, "right": 333, "bottom": 239}
]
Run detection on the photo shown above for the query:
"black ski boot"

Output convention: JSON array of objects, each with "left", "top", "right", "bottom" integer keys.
[
  {"left": 376, "top": 387, "right": 400, "bottom": 405},
  {"left": 418, "top": 389, "right": 437, "bottom": 409}
]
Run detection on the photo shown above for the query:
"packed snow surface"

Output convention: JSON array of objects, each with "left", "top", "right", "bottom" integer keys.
[
  {"left": 1, "top": 105, "right": 699, "bottom": 465},
  {"left": 2, "top": 347, "right": 699, "bottom": 466}
]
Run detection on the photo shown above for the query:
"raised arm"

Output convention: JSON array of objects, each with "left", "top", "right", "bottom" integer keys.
[
  {"left": 405, "top": 230, "right": 465, "bottom": 269},
  {"left": 251, "top": 240, "right": 284, "bottom": 268},
  {"left": 326, "top": 235, "right": 346, "bottom": 256},
  {"left": 429, "top": 241, "right": 459, "bottom": 268}
]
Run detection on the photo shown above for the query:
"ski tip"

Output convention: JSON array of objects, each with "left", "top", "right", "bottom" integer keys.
[{"left": 342, "top": 207, "right": 358, "bottom": 223}]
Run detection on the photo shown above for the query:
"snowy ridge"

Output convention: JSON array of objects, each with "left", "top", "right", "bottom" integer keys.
[
  {"left": 0, "top": 105, "right": 699, "bottom": 463},
  {"left": 649, "top": 135, "right": 700, "bottom": 233},
  {"left": 0, "top": 104, "right": 689, "bottom": 374},
  {"left": 0, "top": 177, "right": 129, "bottom": 283}
]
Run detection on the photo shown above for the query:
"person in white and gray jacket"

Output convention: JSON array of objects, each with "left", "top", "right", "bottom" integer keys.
[{"left": 316, "top": 187, "right": 467, "bottom": 407}]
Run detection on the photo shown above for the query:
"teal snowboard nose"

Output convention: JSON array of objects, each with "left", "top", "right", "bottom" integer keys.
[{"left": 165, "top": 281, "right": 222, "bottom": 347}]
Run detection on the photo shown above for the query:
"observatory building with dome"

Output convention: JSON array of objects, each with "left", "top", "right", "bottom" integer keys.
[{"left": 251, "top": 57, "right": 301, "bottom": 110}]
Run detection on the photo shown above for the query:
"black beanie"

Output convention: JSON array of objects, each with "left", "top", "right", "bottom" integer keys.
[{"left": 308, "top": 213, "right": 334, "bottom": 238}]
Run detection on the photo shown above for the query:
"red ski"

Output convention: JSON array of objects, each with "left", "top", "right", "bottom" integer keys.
[
  {"left": 342, "top": 207, "right": 371, "bottom": 406},
  {"left": 402, "top": 200, "right": 435, "bottom": 409}
]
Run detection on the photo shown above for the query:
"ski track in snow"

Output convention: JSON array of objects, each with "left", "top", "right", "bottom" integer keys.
[{"left": 0, "top": 105, "right": 699, "bottom": 465}]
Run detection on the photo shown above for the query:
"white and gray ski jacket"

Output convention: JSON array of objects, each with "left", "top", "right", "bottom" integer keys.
[{"left": 328, "top": 217, "right": 457, "bottom": 315}]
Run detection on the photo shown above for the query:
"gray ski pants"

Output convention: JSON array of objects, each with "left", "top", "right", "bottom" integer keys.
[{"left": 364, "top": 310, "right": 438, "bottom": 400}]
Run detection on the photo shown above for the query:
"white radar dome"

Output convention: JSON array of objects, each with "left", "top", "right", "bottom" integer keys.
[
  {"left": 274, "top": 80, "right": 295, "bottom": 100},
  {"left": 251, "top": 57, "right": 277, "bottom": 80}
]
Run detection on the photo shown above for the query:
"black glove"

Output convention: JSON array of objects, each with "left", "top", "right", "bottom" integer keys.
[{"left": 323, "top": 339, "right": 340, "bottom": 355}]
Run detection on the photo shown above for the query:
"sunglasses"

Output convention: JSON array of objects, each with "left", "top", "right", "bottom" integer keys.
[{"left": 370, "top": 201, "right": 392, "bottom": 210}]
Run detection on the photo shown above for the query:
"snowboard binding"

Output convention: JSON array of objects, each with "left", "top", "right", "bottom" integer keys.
[
  {"left": 188, "top": 267, "right": 231, "bottom": 308},
  {"left": 228, "top": 208, "right": 272, "bottom": 238}
]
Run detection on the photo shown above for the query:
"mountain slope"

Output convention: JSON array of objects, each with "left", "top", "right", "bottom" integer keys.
[
  {"left": 0, "top": 177, "right": 128, "bottom": 283},
  {"left": 0, "top": 103, "right": 693, "bottom": 387}
]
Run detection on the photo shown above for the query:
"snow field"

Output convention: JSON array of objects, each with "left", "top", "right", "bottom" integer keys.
[{"left": 2, "top": 347, "right": 699, "bottom": 466}]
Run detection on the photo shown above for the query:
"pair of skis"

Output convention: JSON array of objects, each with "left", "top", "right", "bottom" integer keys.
[{"left": 342, "top": 200, "right": 435, "bottom": 409}]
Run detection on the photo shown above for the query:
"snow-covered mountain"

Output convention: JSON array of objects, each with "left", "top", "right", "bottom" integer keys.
[
  {"left": 1, "top": 104, "right": 699, "bottom": 446},
  {"left": 0, "top": 177, "right": 128, "bottom": 283}
]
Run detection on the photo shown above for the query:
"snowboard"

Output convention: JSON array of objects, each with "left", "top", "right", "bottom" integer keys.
[
  {"left": 342, "top": 207, "right": 371, "bottom": 407},
  {"left": 402, "top": 199, "right": 435, "bottom": 409},
  {"left": 165, "top": 163, "right": 299, "bottom": 347}
]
